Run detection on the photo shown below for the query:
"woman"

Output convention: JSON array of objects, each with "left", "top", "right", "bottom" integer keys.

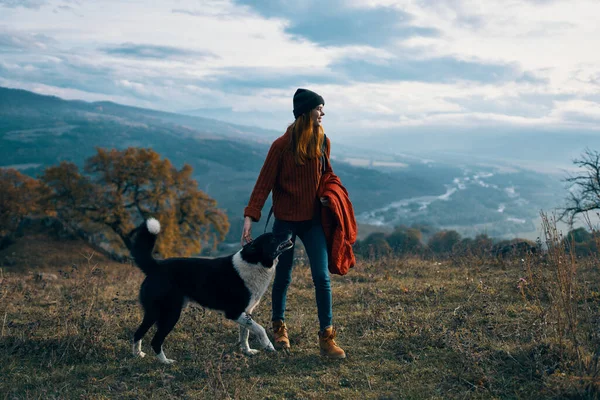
[{"left": 241, "top": 88, "right": 346, "bottom": 359}]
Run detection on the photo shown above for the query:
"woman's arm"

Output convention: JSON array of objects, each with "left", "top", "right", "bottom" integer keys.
[{"left": 243, "top": 141, "right": 282, "bottom": 222}]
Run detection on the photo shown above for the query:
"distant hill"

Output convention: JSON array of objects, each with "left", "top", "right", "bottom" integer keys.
[{"left": 1, "top": 86, "right": 466, "bottom": 243}]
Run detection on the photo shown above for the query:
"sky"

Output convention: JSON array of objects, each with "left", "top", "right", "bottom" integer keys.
[{"left": 1, "top": 0, "right": 600, "bottom": 139}]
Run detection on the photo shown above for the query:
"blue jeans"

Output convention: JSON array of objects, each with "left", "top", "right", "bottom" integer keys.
[{"left": 271, "top": 217, "right": 332, "bottom": 331}]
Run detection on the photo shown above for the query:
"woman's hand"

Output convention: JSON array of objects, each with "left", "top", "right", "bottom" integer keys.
[
  {"left": 241, "top": 216, "right": 253, "bottom": 246},
  {"left": 320, "top": 197, "right": 330, "bottom": 207}
]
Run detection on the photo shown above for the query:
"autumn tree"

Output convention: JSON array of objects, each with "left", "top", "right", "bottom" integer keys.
[
  {"left": 491, "top": 238, "right": 537, "bottom": 259},
  {"left": 386, "top": 226, "right": 423, "bottom": 255},
  {"left": 41, "top": 147, "right": 229, "bottom": 257},
  {"left": 355, "top": 232, "right": 392, "bottom": 259},
  {"left": 427, "top": 230, "right": 462, "bottom": 255},
  {"left": 561, "top": 149, "right": 600, "bottom": 224},
  {"left": 454, "top": 233, "right": 494, "bottom": 257},
  {"left": 0, "top": 169, "right": 49, "bottom": 245}
]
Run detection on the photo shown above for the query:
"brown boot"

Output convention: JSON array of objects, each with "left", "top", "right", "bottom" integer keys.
[
  {"left": 272, "top": 320, "right": 290, "bottom": 351},
  {"left": 319, "top": 326, "right": 346, "bottom": 359}
]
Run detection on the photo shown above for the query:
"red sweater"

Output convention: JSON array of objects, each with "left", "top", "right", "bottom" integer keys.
[{"left": 244, "top": 129, "right": 331, "bottom": 222}]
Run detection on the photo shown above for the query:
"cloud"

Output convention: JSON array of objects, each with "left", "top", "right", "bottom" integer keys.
[
  {"left": 392, "top": 0, "right": 600, "bottom": 74},
  {"left": 0, "top": 61, "right": 37, "bottom": 72},
  {"left": 0, "top": 51, "right": 144, "bottom": 100},
  {"left": 285, "top": 8, "right": 437, "bottom": 47},
  {"left": 0, "top": 0, "right": 47, "bottom": 8},
  {"left": 52, "top": 4, "right": 82, "bottom": 15},
  {"left": 550, "top": 99, "right": 600, "bottom": 124},
  {"left": 195, "top": 66, "right": 340, "bottom": 93},
  {"left": 0, "top": 77, "right": 149, "bottom": 107},
  {"left": 114, "top": 79, "right": 152, "bottom": 97},
  {"left": 234, "top": 0, "right": 438, "bottom": 47},
  {"left": 331, "top": 57, "right": 538, "bottom": 84},
  {"left": 102, "top": 43, "right": 218, "bottom": 61},
  {"left": 447, "top": 92, "right": 568, "bottom": 119},
  {"left": 171, "top": 3, "right": 245, "bottom": 20},
  {"left": 0, "top": 30, "right": 56, "bottom": 50}
]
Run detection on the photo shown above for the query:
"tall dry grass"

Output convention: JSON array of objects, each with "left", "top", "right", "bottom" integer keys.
[{"left": 514, "top": 212, "right": 600, "bottom": 397}]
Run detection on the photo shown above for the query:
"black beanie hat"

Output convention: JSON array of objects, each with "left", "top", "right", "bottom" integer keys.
[{"left": 293, "top": 88, "right": 324, "bottom": 119}]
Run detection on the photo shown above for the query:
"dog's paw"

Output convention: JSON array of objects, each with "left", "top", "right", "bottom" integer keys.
[
  {"left": 157, "top": 352, "right": 176, "bottom": 364},
  {"left": 263, "top": 342, "right": 276, "bottom": 352},
  {"left": 242, "top": 348, "right": 260, "bottom": 356},
  {"left": 134, "top": 351, "right": 146, "bottom": 358}
]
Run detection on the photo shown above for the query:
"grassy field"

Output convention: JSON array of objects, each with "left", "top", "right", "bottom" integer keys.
[{"left": 2, "top": 229, "right": 600, "bottom": 399}]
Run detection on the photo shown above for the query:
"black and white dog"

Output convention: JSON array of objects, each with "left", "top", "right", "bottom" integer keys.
[{"left": 129, "top": 218, "right": 293, "bottom": 364}]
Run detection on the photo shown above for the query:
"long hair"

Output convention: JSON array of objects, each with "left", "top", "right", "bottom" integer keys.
[{"left": 288, "top": 112, "right": 325, "bottom": 165}]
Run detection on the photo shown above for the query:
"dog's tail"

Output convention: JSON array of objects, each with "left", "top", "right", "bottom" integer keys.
[{"left": 130, "top": 218, "right": 161, "bottom": 275}]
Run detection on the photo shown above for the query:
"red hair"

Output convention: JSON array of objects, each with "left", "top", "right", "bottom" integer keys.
[{"left": 288, "top": 113, "right": 325, "bottom": 165}]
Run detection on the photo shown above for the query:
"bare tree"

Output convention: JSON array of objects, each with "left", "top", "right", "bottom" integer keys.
[{"left": 561, "top": 148, "right": 600, "bottom": 224}]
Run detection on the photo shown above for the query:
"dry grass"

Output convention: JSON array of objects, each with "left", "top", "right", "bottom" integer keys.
[{"left": 2, "top": 228, "right": 600, "bottom": 399}]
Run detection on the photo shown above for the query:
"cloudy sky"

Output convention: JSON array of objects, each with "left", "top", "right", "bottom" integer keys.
[{"left": 1, "top": 0, "right": 600, "bottom": 139}]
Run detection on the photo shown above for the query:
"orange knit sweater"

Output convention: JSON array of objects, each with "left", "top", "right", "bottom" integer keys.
[{"left": 244, "top": 129, "right": 331, "bottom": 222}]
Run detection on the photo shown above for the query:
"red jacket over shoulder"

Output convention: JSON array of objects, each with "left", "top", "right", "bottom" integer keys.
[{"left": 318, "top": 171, "right": 357, "bottom": 275}]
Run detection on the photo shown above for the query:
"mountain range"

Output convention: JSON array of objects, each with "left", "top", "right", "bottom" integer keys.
[{"left": 0, "top": 86, "right": 581, "bottom": 244}]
